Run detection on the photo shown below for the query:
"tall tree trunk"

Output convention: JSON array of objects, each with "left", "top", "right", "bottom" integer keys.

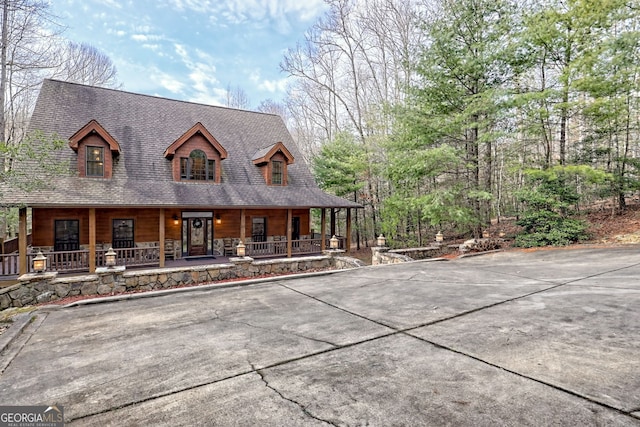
[
  {"left": 0, "top": 0, "right": 8, "bottom": 160},
  {"left": 559, "top": 27, "right": 572, "bottom": 166},
  {"left": 469, "top": 115, "right": 481, "bottom": 237}
]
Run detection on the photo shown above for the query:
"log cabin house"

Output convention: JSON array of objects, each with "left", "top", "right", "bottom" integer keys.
[{"left": 0, "top": 79, "right": 360, "bottom": 276}]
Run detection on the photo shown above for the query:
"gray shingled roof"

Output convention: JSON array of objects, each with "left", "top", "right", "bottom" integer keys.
[{"left": 1, "top": 79, "right": 361, "bottom": 209}]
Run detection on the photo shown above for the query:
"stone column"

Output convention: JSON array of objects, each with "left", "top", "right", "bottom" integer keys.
[{"left": 371, "top": 246, "right": 390, "bottom": 266}]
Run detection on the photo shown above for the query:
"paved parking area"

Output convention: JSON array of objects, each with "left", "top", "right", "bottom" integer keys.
[{"left": 0, "top": 246, "right": 639, "bottom": 426}]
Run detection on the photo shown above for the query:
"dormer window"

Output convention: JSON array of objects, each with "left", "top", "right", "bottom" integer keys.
[
  {"left": 180, "top": 150, "right": 216, "bottom": 181},
  {"left": 165, "top": 122, "right": 227, "bottom": 184},
  {"left": 252, "top": 142, "right": 295, "bottom": 186},
  {"left": 271, "top": 160, "right": 283, "bottom": 185},
  {"left": 69, "top": 120, "right": 120, "bottom": 179},
  {"left": 86, "top": 146, "right": 104, "bottom": 177}
]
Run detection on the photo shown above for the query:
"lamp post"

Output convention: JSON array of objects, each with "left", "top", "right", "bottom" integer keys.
[
  {"left": 436, "top": 231, "right": 443, "bottom": 243},
  {"left": 376, "top": 234, "right": 386, "bottom": 247},
  {"left": 32, "top": 250, "right": 47, "bottom": 273},
  {"left": 105, "top": 247, "right": 117, "bottom": 268},
  {"left": 329, "top": 235, "right": 339, "bottom": 250},
  {"left": 236, "top": 241, "right": 246, "bottom": 258}
]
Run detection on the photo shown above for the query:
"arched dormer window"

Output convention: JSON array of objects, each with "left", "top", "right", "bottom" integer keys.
[
  {"left": 180, "top": 149, "right": 216, "bottom": 181},
  {"left": 164, "top": 122, "right": 227, "bottom": 184}
]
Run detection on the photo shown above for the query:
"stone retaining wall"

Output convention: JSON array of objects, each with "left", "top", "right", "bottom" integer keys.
[
  {"left": 389, "top": 245, "right": 449, "bottom": 260},
  {"left": 0, "top": 253, "right": 365, "bottom": 310},
  {"left": 371, "top": 245, "right": 451, "bottom": 265}
]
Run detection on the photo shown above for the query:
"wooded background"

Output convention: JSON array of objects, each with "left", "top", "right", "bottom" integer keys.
[
  {"left": 280, "top": 0, "right": 640, "bottom": 248},
  {"left": 1, "top": 0, "right": 639, "bottom": 249}
]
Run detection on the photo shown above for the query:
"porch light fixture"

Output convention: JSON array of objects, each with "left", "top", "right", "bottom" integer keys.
[
  {"left": 376, "top": 234, "right": 386, "bottom": 248},
  {"left": 173, "top": 215, "right": 180, "bottom": 225},
  {"left": 105, "top": 247, "right": 117, "bottom": 267},
  {"left": 215, "top": 214, "right": 221, "bottom": 225},
  {"left": 436, "top": 231, "right": 443, "bottom": 243},
  {"left": 329, "top": 235, "right": 339, "bottom": 250},
  {"left": 33, "top": 251, "right": 47, "bottom": 273},
  {"left": 236, "top": 241, "right": 246, "bottom": 257}
]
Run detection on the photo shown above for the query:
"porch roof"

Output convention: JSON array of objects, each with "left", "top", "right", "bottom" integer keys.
[{"left": 4, "top": 179, "right": 360, "bottom": 209}]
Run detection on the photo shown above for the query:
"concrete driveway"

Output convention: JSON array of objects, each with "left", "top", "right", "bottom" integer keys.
[{"left": 0, "top": 246, "right": 639, "bottom": 426}]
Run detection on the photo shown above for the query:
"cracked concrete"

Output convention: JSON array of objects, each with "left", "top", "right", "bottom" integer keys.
[{"left": 0, "top": 246, "right": 639, "bottom": 425}]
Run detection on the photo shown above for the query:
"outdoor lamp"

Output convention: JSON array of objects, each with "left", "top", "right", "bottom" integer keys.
[
  {"left": 105, "top": 247, "right": 117, "bottom": 267},
  {"left": 329, "top": 235, "right": 339, "bottom": 250},
  {"left": 376, "top": 234, "right": 386, "bottom": 247},
  {"left": 216, "top": 214, "right": 222, "bottom": 225},
  {"left": 236, "top": 241, "right": 246, "bottom": 257},
  {"left": 33, "top": 250, "right": 47, "bottom": 273},
  {"left": 436, "top": 231, "right": 443, "bottom": 243},
  {"left": 173, "top": 215, "right": 180, "bottom": 225}
]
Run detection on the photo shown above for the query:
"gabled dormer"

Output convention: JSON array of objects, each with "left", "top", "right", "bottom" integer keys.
[
  {"left": 164, "top": 122, "right": 228, "bottom": 183},
  {"left": 252, "top": 142, "right": 295, "bottom": 186},
  {"left": 69, "top": 120, "right": 121, "bottom": 179}
]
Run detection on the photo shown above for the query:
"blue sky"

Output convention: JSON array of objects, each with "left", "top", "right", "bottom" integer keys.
[{"left": 51, "top": 0, "right": 328, "bottom": 108}]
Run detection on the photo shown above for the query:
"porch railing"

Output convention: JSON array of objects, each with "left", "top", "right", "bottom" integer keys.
[
  {"left": 245, "top": 236, "right": 344, "bottom": 258},
  {"left": 0, "top": 237, "right": 345, "bottom": 277},
  {"left": 0, "top": 245, "right": 161, "bottom": 277}
]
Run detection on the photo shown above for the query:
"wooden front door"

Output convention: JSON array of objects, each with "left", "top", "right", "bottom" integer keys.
[{"left": 187, "top": 217, "right": 207, "bottom": 256}]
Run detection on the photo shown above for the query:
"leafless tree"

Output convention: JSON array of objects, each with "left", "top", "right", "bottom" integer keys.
[
  {"left": 256, "top": 98, "right": 289, "bottom": 122},
  {"left": 281, "top": 0, "right": 425, "bottom": 245},
  {"left": 51, "top": 41, "right": 120, "bottom": 88},
  {"left": 0, "top": 0, "right": 61, "bottom": 153},
  {"left": 223, "top": 84, "right": 250, "bottom": 109}
]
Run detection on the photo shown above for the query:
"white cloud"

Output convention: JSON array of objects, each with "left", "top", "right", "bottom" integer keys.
[
  {"left": 168, "top": 0, "right": 327, "bottom": 33},
  {"left": 258, "top": 78, "right": 288, "bottom": 93},
  {"left": 155, "top": 73, "right": 185, "bottom": 94},
  {"left": 100, "top": 0, "right": 123, "bottom": 9},
  {"left": 131, "top": 34, "right": 164, "bottom": 42},
  {"left": 141, "top": 44, "right": 162, "bottom": 53},
  {"left": 249, "top": 69, "right": 288, "bottom": 94},
  {"left": 172, "top": 44, "right": 222, "bottom": 104}
]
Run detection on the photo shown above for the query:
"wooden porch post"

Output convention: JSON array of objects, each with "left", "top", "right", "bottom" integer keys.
[
  {"left": 286, "top": 209, "right": 292, "bottom": 258},
  {"left": 89, "top": 208, "right": 96, "bottom": 273},
  {"left": 320, "top": 208, "right": 327, "bottom": 251},
  {"left": 18, "top": 207, "right": 27, "bottom": 275},
  {"left": 330, "top": 208, "right": 337, "bottom": 236},
  {"left": 159, "top": 208, "right": 165, "bottom": 268},
  {"left": 240, "top": 209, "right": 246, "bottom": 241},
  {"left": 346, "top": 208, "right": 352, "bottom": 253}
]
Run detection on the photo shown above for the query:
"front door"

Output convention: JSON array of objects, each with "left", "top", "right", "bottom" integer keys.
[{"left": 187, "top": 217, "right": 207, "bottom": 256}]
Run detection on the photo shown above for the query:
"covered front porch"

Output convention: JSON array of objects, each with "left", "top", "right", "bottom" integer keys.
[{"left": 2, "top": 206, "right": 352, "bottom": 278}]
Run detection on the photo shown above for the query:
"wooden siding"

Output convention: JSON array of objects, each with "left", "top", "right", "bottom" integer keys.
[
  {"left": 213, "top": 208, "right": 309, "bottom": 238},
  {"left": 32, "top": 208, "right": 310, "bottom": 246}
]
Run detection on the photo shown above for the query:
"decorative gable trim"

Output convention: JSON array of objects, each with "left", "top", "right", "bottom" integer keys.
[
  {"left": 252, "top": 142, "right": 295, "bottom": 166},
  {"left": 69, "top": 119, "right": 121, "bottom": 154},
  {"left": 164, "top": 122, "right": 228, "bottom": 160}
]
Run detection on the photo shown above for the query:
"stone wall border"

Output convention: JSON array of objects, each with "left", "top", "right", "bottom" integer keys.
[{"left": 1, "top": 254, "right": 364, "bottom": 310}]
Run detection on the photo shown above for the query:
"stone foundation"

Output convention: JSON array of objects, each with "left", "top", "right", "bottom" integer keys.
[{"left": 0, "top": 255, "right": 364, "bottom": 310}]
